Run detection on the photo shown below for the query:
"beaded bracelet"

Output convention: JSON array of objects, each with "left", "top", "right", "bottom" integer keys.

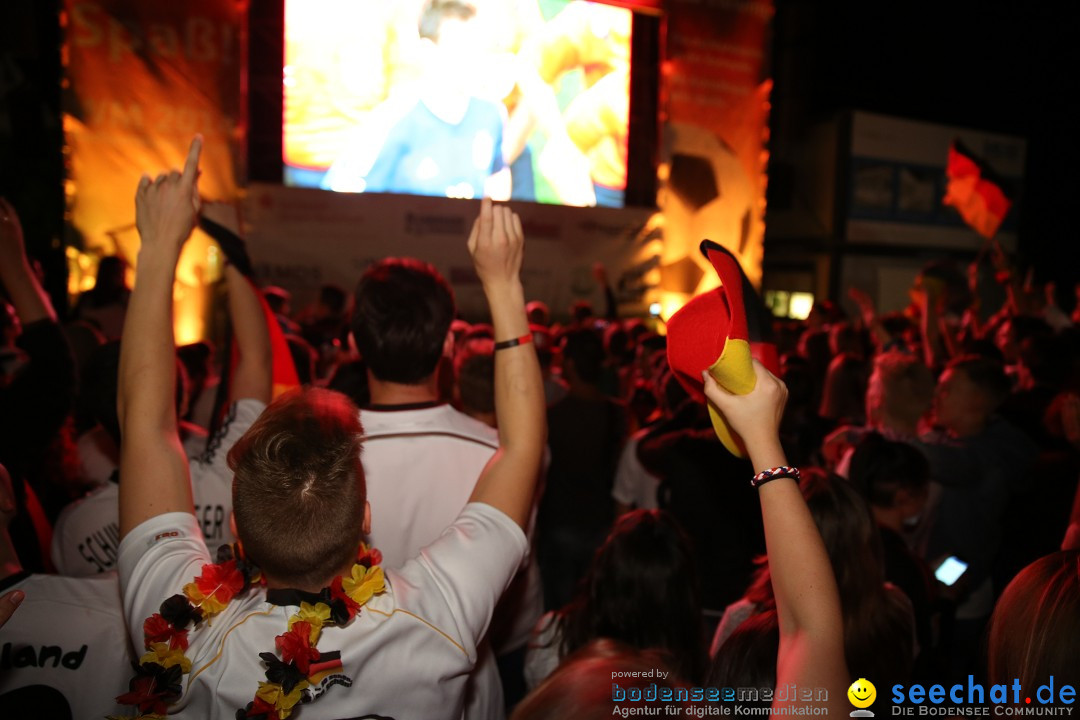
[
  {"left": 494, "top": 334, "right": 533, "bottom": 351},
  {"left": 751, "top": 465, "right": 800, "bottom": 489}
]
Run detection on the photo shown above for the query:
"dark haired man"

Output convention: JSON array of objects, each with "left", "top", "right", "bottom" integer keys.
[
  {"left": 115, "top": 139, "right": 543, "bottom": 718},
  {"left": 350, "top": 253, "right": 517, "bottom": 718}
]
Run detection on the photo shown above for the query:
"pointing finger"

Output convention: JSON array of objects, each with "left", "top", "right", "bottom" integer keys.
[
  {"left": 181, "top": 135, "right": 203, "bottom": 185},
  {"left": 478, "top": 197, "right": 493, "bottom": 248}
]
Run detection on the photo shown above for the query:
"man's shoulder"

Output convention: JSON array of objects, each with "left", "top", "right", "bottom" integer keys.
[
  {"left": 386, "top": 503, "right": 527, "bottom": 605},
  {"left": 360, "top": 404, "right": 499, "bottom": 449},
  {"left": 52, "top": 485, "right": 123, "bottom": 575},
  {"left": 6, "top": 572, "right": 123, "bottom": 618},
  {"left": 55, "top": 483, "right": 118, "bottom": 530}
]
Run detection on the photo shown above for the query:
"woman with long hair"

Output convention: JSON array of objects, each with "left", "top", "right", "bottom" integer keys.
[
  {"left": 525, "top": 509, "right": 706, "bottom": 687},
  {"left": 987, "top": 550, "right": 1080, "bottom": 693},
  {"left": 711, "top": 468, "right": 916, "bottom": 688}
]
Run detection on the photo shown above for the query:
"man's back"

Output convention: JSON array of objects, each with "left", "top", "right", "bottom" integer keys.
[
  {"left": 118, "top": 504, "right": 525, "bottom": 719},
  {"left": 0, "top": 572, "right": 132, "bottom": 720},
  {"left": 359, "top": 403, "right": 522, "bottom": 720},
  {"left": 360, "top": 403, "right": 499, "bottom": 569}
]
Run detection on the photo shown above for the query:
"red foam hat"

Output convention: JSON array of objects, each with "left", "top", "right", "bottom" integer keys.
[{"left": 666, "top": 240, "right": 780, "bottom": 457}]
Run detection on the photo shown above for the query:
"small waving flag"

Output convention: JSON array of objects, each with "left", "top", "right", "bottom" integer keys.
[{"left": 943, "top": 140, "right": 1012, "bottom": 239}]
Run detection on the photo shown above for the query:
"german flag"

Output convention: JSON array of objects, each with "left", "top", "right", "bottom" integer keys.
[{"left": 943, "top": 140, "right": 1012, "bottom": 239}]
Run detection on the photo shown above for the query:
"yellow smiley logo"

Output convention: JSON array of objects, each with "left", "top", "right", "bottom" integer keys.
[{"left": 848, "top": 678, "right": 877, "bottom": 709}]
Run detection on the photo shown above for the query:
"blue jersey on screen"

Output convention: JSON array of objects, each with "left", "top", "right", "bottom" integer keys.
[{"left": 363, "top": 97, "right": 505, "bottom": 199}]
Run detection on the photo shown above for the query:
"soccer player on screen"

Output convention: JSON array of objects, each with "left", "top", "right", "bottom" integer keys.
[
  {"left": 508, "top": 1, "right": 631, "bottom": 207},
  {"left": 359, "top": 1, "right": 511, "bottom": 201}
]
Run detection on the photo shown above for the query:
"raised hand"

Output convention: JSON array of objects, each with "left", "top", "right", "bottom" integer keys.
[
  {"left": 848, "top": 286, "right": 873, "bottom": 312},
  {"left": 0, "top": 197, "right": 27, "bottom": 265},
  {"left": 0, "top": 198, "right": 55, "bottom": 324},
  {"left": 135, "top": 135, "right": 203, "bottom": 251},
  {"left": 702, "top": 360, "right": 787, "bottom": 459},
  {"left": 467, "top": 198, "right": 524, "bottom": 291}
]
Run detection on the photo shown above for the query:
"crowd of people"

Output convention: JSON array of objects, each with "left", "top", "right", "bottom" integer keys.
[{"left": 0, "top": 136, "right": 1079, "bottom": 720}]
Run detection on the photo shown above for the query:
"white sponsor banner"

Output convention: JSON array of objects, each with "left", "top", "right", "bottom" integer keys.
[{"left": 243, "top": 183, "right": 656, "bottom": 321}]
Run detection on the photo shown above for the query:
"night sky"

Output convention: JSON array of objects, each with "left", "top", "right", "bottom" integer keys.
[{"left": 770, "top": 0, "right": 1080, "bottom": 295}]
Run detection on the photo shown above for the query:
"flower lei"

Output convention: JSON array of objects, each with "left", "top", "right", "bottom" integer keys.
[{"left": 112, "top": 543, "right": 385, "bottom": 720}]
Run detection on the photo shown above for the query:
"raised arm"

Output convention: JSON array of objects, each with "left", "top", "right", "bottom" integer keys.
[
  {"left": 0, "top": 198, "right": 55, "bottom": 325},
  {"left": 0, "top": 199, "right": 76, "bottom": 465},
  {"left": 224, "top": 265, "right": 272, "bottom": 403},
  {"left": 201, "top": 201, "right": 273, "bottom": 405},
  {"left": 117, "top": 136, "right": 203, "bottom": 538},
  {"left": 848, "top": 287, "right": 889, "bottom": 351},
  {"left": 703, "top": 362, "right": 848, "bottom": 715},
  {"left": 466, "top": 199, "right": 545, "bottom": 528}
]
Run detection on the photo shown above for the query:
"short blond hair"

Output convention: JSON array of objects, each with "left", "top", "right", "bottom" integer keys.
[{"left": 228, "top": 388, "right": 366, "bottom": 588}]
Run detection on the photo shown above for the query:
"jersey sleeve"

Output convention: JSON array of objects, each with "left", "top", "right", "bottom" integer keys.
[
  {"left": 117, "top": 511, "right": 211, "bottom": 649},
  {"left": 395, "top": 503, "right": 527, "bottom": 659}
]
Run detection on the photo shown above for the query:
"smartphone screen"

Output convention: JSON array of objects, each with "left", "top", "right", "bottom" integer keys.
[{"left": 934, "top": 556, "right": 968, "bottom": 586}]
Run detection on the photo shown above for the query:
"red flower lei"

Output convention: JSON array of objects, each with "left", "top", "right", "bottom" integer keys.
[{"left": 112, "top": 544, "right": 384, "bottom": 720}]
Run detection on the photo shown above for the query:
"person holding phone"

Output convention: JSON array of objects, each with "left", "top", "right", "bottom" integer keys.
[
  {"left": 848, "top": 432, "right": 939, "bottom": 678},
  {"left": 917, "top": 355, "right": 1037, "bottom": 678}
]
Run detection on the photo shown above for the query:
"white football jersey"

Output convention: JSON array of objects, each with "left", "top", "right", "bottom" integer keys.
[
  {"left": 52, "top": 399, "right": 266, "bottom": 576},
  {"left": 0, "top": 572, "right": 133, "bottom": 720},
  {"left": 118, "top": 503, "right": 526, "bottom": 720}
]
